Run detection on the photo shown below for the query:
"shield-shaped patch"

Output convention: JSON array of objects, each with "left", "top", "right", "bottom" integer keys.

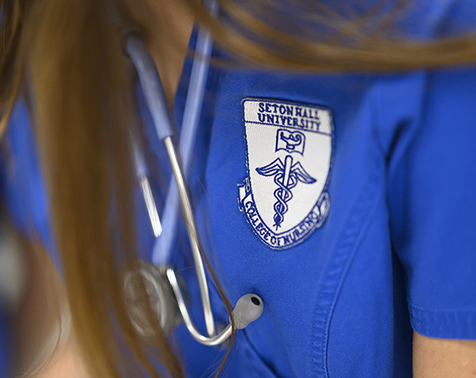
[{"left": 238, "top": 98, "right": 334, "bottom": 250}]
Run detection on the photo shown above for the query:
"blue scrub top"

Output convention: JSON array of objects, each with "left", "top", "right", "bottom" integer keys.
[{"left": 3, "top": 1, "right": 476, "bottom": 377}]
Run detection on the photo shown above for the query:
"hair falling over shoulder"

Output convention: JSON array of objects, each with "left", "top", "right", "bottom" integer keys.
[
  {"left": 1, "top": 0, "right": 190, "bottom": 377},
  {"left": 2, "top": 0, "right": 476, "bottom": 377}
]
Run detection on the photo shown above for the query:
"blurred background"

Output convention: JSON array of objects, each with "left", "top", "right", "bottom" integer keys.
[{"left": 0, "top": 220, "right": 88, "bottom": 377}]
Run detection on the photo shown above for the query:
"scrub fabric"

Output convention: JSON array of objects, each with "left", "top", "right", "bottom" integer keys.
[{"left": 3, "top": 1, "right": 476, "bottom": 377}]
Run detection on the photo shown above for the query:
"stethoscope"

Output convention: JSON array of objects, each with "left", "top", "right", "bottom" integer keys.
[{"left": 123, "top": 5, "right": 263, "bottom": 346}]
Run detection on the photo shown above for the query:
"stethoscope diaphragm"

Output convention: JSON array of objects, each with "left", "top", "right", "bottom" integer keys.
[{"left": 124, "top": 263, "right": 182, "bottom": 337}]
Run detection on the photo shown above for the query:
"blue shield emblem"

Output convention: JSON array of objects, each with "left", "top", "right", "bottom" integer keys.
[{"left": 238, "top": 98, "right": 334, "bottom": 250}]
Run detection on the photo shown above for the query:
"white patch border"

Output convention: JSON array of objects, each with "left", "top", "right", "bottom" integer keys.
[{"left": 238, "top": 97, "right": 335, "bottom": 250}]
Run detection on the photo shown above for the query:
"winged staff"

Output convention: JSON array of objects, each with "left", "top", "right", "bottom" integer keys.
[{"left": 256, "top": 129, "right": 316, "bottom": 229}]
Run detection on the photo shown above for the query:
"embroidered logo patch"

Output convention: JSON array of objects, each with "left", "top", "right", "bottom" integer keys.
[{"left": 238, "top": 98, "right": 334, "bottom": 250}]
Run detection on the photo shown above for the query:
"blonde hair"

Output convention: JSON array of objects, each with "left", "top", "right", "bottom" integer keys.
[{"left": 2, "top": 0, "right": 476, "bottom": 377}]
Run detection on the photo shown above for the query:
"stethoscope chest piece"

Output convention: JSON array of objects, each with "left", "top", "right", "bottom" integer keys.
[{"left": 124, "top": 263, "right": 182, "bottom": 337}]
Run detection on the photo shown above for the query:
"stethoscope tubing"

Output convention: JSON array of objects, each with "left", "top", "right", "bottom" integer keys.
[
  {"left": 163, "top": 136, "right": 216, "bottom": 337},
  {"left": 126, "top": 0, "right": 263, "bottom": 345},
  {"left": 125, "top": 2, "right": 220, "bottom": 341},
  {"left": 167, "top": 268, "right": 232, "bottom": 345},
  {"left": 154, "top": 0, "right": 219, "bottom": 268}
]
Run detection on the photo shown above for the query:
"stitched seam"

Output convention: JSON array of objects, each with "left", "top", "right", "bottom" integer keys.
[{"left": 309, "top": 162, "right": 384, "bottom": 378}]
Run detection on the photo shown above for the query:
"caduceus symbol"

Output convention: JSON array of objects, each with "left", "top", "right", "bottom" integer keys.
[{"left": 256, "top": 155, "right": 316, "bottom": 230}]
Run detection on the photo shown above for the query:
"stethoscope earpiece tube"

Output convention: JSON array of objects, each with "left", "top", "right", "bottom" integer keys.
[
  {"left": 167, "top": 269, "right": 264, "bottom": 345},
  {"left": 125, "top": 34, "right": 173, "bottom": 140},
  {"left": 125, "top": 32, "right": 217, "bottom": 339},
  {"left": 162, "top": 136, "right": 217, "bottom": 337}
]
